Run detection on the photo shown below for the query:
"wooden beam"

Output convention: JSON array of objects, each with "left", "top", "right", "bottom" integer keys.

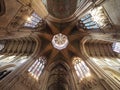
[
  {"left": 39, "top": 33, "right": 52, "bottom": 41},
  {"left": 46, "top": 20, "right": 59, "bottom": 34},
  {"left": 62, "top": 20, "right": 77, "bottom": 35},
  {"left": 68, "top": 32, "right": 88, "bottom": 42},
  {"left": 40, "top": 43, "right": 52, "bottom": 56}
]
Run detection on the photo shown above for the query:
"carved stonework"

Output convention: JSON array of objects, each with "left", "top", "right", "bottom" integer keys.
[
  {"left": 8, "top": 72, "right": 38, "bottom": 90},
  {"left": 8, "top": 6, "right": 33, "bottom": 30},
  {"left": 80, "top": 78, "right": 99, "bottom": 90}
]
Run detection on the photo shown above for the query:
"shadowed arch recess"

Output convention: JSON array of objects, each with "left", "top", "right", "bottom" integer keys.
[
  {"left": 47, "top": 61, "right": 72, "bottom": 90},
  {"left": 0, "top": 0, "right": 6, "bottom": 16}
]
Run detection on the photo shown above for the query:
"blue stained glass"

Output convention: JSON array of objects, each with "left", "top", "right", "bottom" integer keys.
[
  {"left": 30, "top": 21, "right": 38, "bottom": 26},
  {"left": 112, "top": 42, "right": 120, "bottom": 53},
  {"left": 31, "top": 16, "right": 40, "bottom": 23},
  {"left": 28, "top": 57, "right": 46, "bottom": 80},
  {"left": 32, "top": 13, "right": 39, "bottom": 18},
  {"left": 24, "top": 23, "right": 36, "bottom": 28},
  {"left": 24, "top": 12, "right": 42, "bottom": 28},
  {"left": 80, "top": 14, "right": 99, "bottom": 30},
  {"left": 85, "top": 22, "right": 95, "bottom": 26},
  {"left": 87, "top": 25, "right": 99, "bottom": 29},
  {"left": 83, "top": 18, "right": 92, "bottom": 23},
  {"left": 32, "top": 13, "right": 41, "bottom": 20}
]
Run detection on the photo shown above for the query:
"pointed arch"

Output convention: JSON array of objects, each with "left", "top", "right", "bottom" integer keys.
[{"left": 46, "top": 60, "right": 77, "bottom": 90}]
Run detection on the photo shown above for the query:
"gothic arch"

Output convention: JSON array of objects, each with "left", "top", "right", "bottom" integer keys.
[
  {"left": 80, "top": 36, "right": 92, "bottom": 58},
  {"left": 46, "top": 61, "right": 76, "bottom": 90},
  {"left": 29, "top": 34, "right": 41, "bottom": 57},
  {"left": 47, "top": 60, "right": 71, "bottom": 71}
]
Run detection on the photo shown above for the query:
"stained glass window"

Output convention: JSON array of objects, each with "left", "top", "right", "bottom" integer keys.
[
  {"left": 90, "top": 6, "right": 109, "bottom": 27},
  {"left": 80, "top": 6, "right": 110, "bottom": 29},
  {"left": 80, "top": 14, "right": 99, "bottom": 29},
  {"left": 28, "top": 56, "right": 46, "bottom": 80},
  {"left": 24, "top": 12, "right": 42, "bottom": 28},
  {"left": 112, "top": 42, "right": 120, "bottom": 53},
  {"left": 73, "top": 57, "right": 91, "bottom": 81}
]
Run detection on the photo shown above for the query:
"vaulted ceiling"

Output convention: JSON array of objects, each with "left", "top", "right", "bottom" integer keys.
[
  {"left": 0, "top": 0, "right": 120, "bottom": 89},
  {"left": 47, "top": 0, "right": 77, "bottom": 19},
  {"left": 0, "top": 0, "right": 120, "bottom": 67}
]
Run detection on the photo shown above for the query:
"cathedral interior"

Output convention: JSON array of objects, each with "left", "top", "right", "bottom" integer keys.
[{"left": 0, "top": 0, "right": 120, "bottom": 90}]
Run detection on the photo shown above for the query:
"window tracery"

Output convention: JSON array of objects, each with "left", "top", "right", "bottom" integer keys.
[
  {"left": 79, "top": 6, "right": 110, "bottom": 30},
  {"left": 90, "top": 6, "right": 110, "bottom": 28},
  {"left": 28, "top": 56, "right": 46, "bottom": 80},
  {"left": 24, "top": 12, "right": 43, "bottom": 28},
  {"left": 80, "top": 14, "right": 99, "bottom": 29},
  {"left": 73, "top": 57, "right": 91, "bottom": 81}
]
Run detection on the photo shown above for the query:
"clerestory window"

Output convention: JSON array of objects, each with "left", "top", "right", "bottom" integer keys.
[
  {"left": 28, "top": 56, "right": 46, "bottom": 80},
  {"left": 24, "top": 12, "right": 42, "bottom": 28},
  {"left": 73, "top": 57, "right": 91, "bottom": 81}
]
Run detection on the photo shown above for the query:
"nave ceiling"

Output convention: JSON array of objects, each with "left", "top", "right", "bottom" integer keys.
[
  {"left": 0, "top": 0, "right": 120, "bottom": 90},
  {"left": 0, "top": 0, "right": 120, "bottom": 75},
  {"left": 0, "top": 0, "right": 118, "bottom": 64}
]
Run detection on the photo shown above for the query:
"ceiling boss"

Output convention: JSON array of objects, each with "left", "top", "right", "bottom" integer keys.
[{"left": 52, "top": 33, "right": 69, "bottom": 50}]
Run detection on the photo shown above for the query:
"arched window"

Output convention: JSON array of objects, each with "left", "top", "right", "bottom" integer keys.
[
  {"left": 73, "top": 57, "right": 91, "bottom": 81},
  {"left": 80, "top": 6, "right": 110, "bottom": 30},
  {"left": 28, "top": 56, "right": 46, "bottom": 80},
  {"left": 24, "top": 12, "right": 43, "bottom": 28},
  {"left": 112, "top": 42, "right": 120, "bottom": 54},
  {"left": 80, "top": 14, "right": 99, "bottom": 30},
  {"left": 90, "top": 6, "right": 109, "bottom": 27}
]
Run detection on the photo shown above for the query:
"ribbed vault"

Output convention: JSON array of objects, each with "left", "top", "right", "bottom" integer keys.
[
  {"left": 0, "top": 37, "right": 38, "bottom": 56},
  {"left": 48, "top": 64, "right": 69, "bottom": 90},
  {"left": 83, "top": 39, "right": 118, "bottom": 58},
  {"left": 46, "top": 60, "right": 75, "bottom": 90},
  {"left": 0, "top": 0, "right": 120, "bottom": 90}
]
